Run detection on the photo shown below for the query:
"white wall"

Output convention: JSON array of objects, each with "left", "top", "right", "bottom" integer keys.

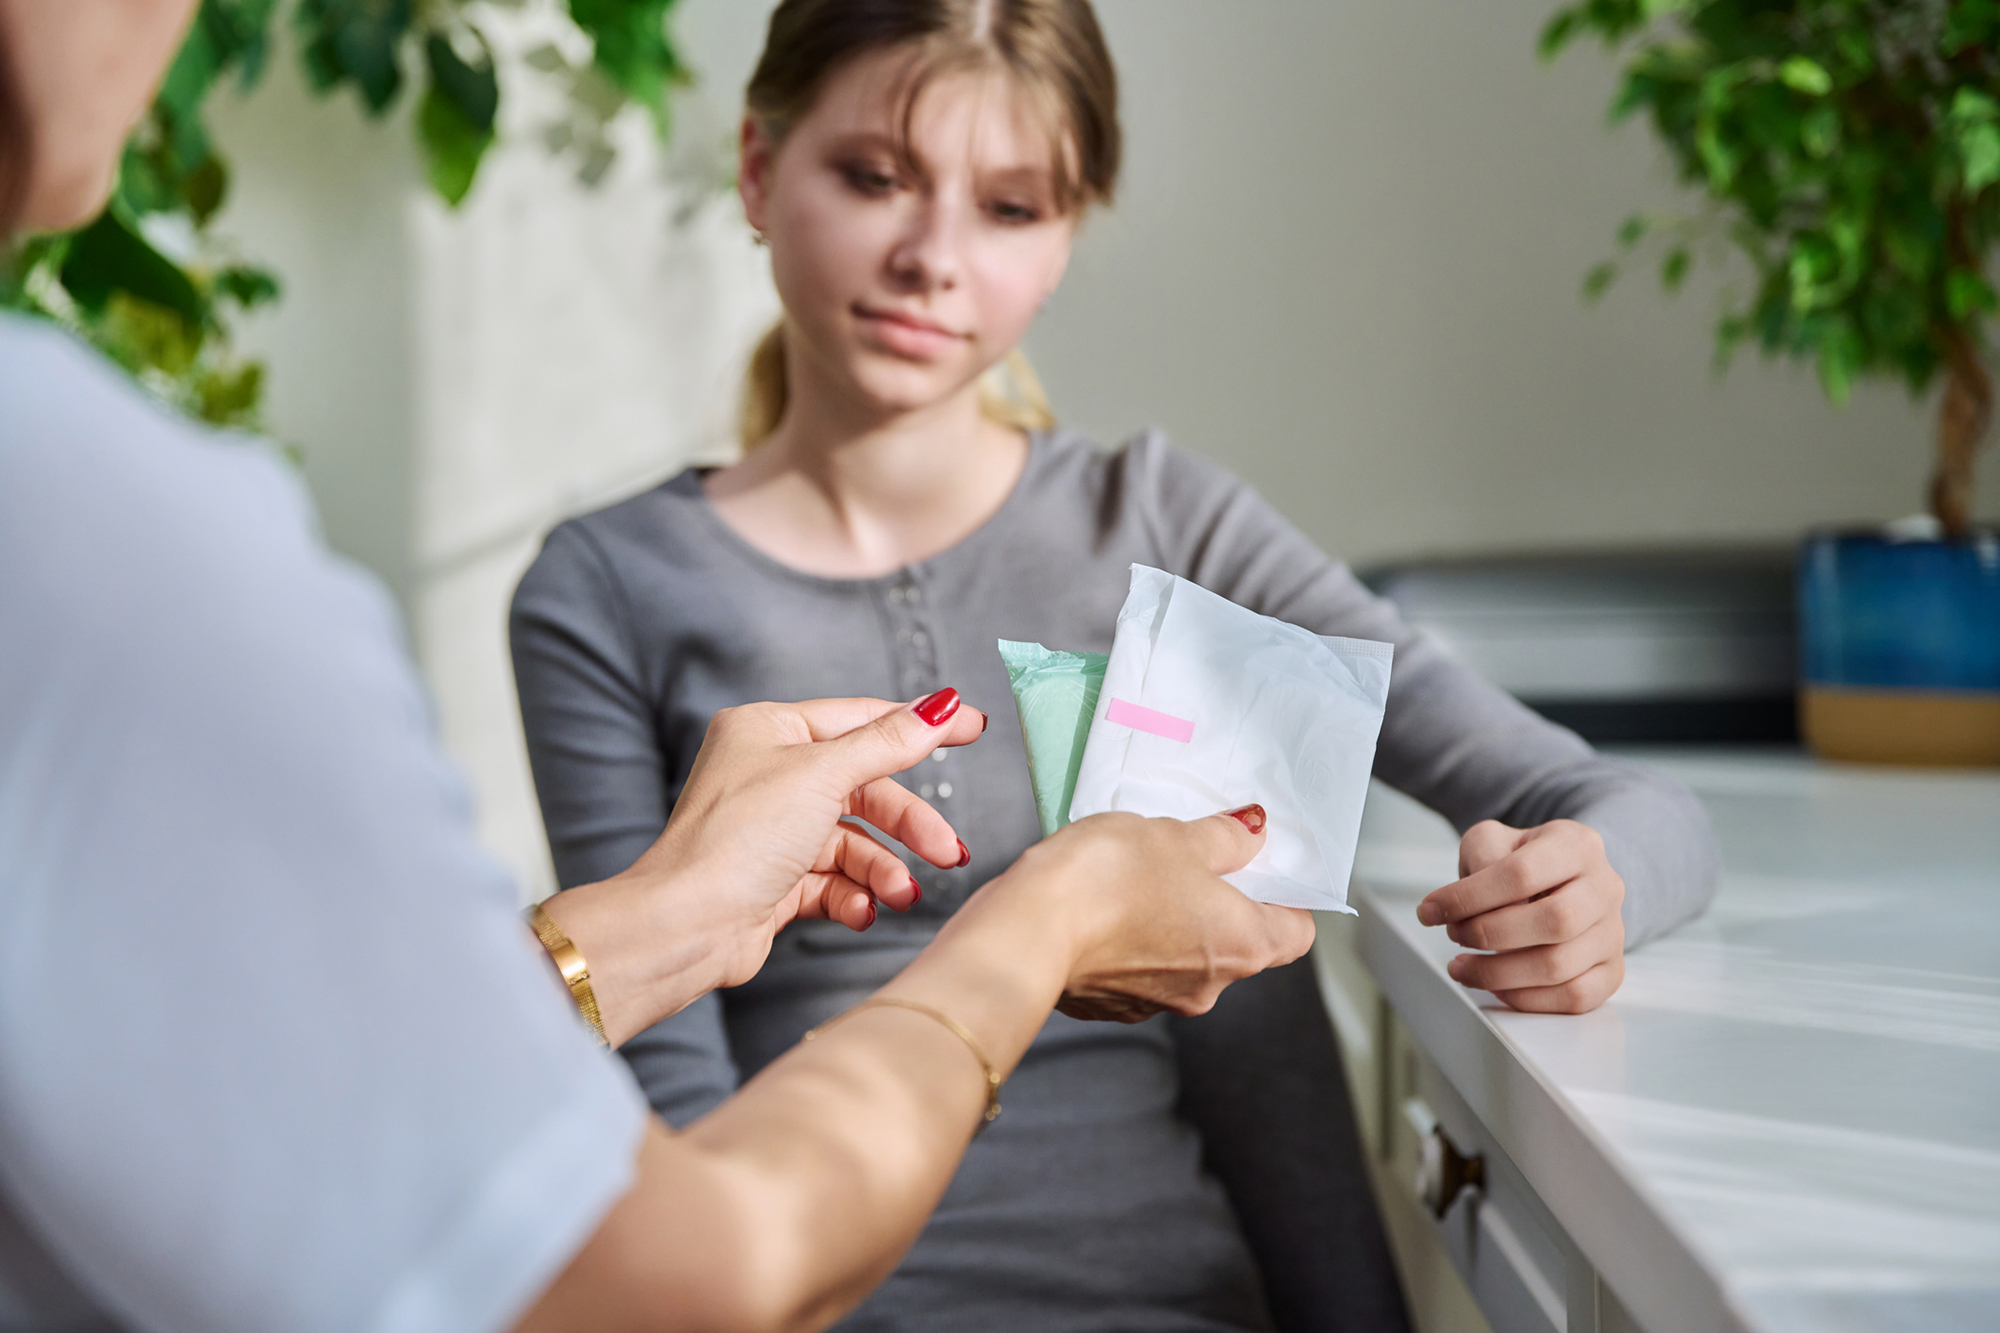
[
  {"left": 211, "top": 14, "right": 778, "bottom": 898},
  {"left": 208, "top": 0, "right": 1999, "bottom": 895},
  {"left": 1031, "top": 0, "right": 1996, "bottom": 567}
]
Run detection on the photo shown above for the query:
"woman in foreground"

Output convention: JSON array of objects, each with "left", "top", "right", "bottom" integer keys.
[
  {"left": 512, "top": 1, "right": 1722, "bottom": 1329},
  {"left": 0, "top": 4, "right": 1312, "bottom": 1331}
]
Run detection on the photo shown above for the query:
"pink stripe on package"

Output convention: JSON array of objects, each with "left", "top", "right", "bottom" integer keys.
[{"left": 1106, "top": 698, "right": 1195, "bottom": 743}]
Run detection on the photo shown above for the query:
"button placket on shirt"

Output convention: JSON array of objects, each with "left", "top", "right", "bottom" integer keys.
[{"left": 884, "top": 570, "right": 962, "bottom": 895}]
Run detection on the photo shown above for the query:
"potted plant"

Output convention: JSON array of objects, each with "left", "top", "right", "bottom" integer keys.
[
  {"left": 1544, "top": 0, "right": 2000, "bottom": 765},
  {"left": 1, "top": 0, "right": 688, "bottom": 431}
]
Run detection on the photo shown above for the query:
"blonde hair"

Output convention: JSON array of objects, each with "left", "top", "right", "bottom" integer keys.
[{"left": 737, "top": 0, "right": 1121, "bottom": 449}]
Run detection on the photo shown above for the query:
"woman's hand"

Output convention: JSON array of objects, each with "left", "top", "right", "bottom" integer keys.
[
  {"left": 979, "top": 805, "right": 1317, "bottom": 1024},
  {"left": 635, "top": 689, "right": 983, "bottom": 941},
  {"left": 1415, "top": 819, "right": 1625, "bottom": 1014},
  {"left": 544, "top": 689, "right": 986, "bottom": 1044}
]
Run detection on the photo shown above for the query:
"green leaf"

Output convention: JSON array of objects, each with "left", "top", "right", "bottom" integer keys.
[
  {"left": 1801, "top": 104, "right": 1839, "bottom": 159},
  {"left": 425, "top": 31, "right": 498, "bottom": 133},
  {"left": 1713, "top": 312, "right": 1750, "bottom": 372},
  {"left": 1777, "top": 56, "right": 1831, "bottom": 97},
  {"left": 417, "top": 29, "right": 499, "bottom": 203},
  {"left": 194, "top": 359, "right": 267, "bottom": 428},
  {"left": 1584, "top": 261, "right": 1619, "bottom": 301},
  {"left": 184, "top": 155, "right": 229, "bottom": 225},
  {"left": 158, "top": 9, "right": 229, "bottom": 118},
  {"left": 295, "top": 0, "right": 414, "bottom": 114},
  {"left": 1538, "top": 10, "right": 1581, "bottom": 60},
  {"left": 1961, "top": 124, "right": 2000, "bottom": 193},
  {"left": 1696, "top": 119, "right": 1738, "bottom": 188},
  {"left": 58, "top": 210, "right": 204, "bottom": 327},
  {"left": 1834, "top": 28, "right": 1874, "bottom": 77},
  {"left": 1816, "top": 320, "right": 1862, "bottom": 405},
  {"left": 216, "top": 265, "right": 281, "bottom": 309},
  {"left": 1951, "top": 87, "right": 2000, "bottom": 127},
  {"left": 1946, "top": 270, "right": 1997, "bottom": 321},
  {"left": 1617, "top": 213, "right": 1649, "bottom": 247},
  {"left": 570, "top": 0, "right": 687, "bottom": 132},
  {"left": 1661, "top": 246, "right": 1691, "bottom": 292},
  {"left": 418, "top": 85, "right": 496, "bottom": 206}
]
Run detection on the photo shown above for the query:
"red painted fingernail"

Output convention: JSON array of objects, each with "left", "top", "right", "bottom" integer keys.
[
  {"left": 913, "top": 687, "right": 960, "bottom": 726},
  {"left": 863, "top": 899, "right": 877, "bottom": 929},
  {"left": 979, "top": 710, "right": 988, "bottom": 734},
  {"left": 1228, "top": 804, "right": 1267, "bottom": 834},
  {"left": 955, "top": 839, "right": 971, "bottom": 868},
  {"left": 908, "top": 877, "right": 923, "bottom": 906}
]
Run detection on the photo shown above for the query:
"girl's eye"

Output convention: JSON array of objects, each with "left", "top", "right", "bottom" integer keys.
[
  {"left": 841, "top": 164, "right": 898, "bottom": 196},
  {"left": 989, "top": 199, "right": 1043, "bottom": 225}
]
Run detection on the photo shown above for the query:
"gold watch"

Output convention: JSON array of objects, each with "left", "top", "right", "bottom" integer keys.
[{"left": 529, "top": 901, "right": 607, "bottom": 1045}]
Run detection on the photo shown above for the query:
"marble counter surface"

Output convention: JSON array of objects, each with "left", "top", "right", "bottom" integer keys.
[{"left": 1349, "top": 747, "right": 2000, "bottom": 1333}]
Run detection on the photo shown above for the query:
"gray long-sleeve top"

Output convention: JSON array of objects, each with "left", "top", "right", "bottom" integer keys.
[{"left": 511, "top": 429, "right": 1718, "bottom": 1332}]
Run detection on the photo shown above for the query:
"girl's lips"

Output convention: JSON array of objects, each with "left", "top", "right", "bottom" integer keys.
[{"left": 854, "top": 305, "right": 965, "bottom": 359}]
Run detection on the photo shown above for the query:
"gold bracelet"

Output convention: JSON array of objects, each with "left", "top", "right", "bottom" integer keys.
[
  {"left": 528, "top": 901, "right": 607, "bottom": 1046},
  {"left": 804, "top": 997, "right": 1003, "bottom": 1130}
]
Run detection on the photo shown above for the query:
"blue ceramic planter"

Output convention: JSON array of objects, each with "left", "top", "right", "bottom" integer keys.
[{"left": 1797, "top": 529, "right": 2000, "bottom": 765}]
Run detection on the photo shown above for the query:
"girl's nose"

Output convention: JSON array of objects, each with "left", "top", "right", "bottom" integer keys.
[{"left": 886, "top": 199, "right": 964, "bottom": 293}]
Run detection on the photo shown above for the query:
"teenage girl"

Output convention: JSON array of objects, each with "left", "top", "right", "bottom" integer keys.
[{"left": 512, "top": 2, "right": 1719, "bottom": 1329}]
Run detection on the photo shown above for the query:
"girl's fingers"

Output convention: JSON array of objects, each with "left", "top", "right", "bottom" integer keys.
[
  {"left": 1457, "top": 818, "right": 1526, "bottom": 878},
  {"left": 1422, "top": 820, "right": 1609, "bottom": 928},
  {"left": 1492, "top": 957, "right": 1625, "bottom": 1015},
  {"left": 1420, "top": 835, "right": 1572, "bottom": 926},
  {"left": 1444, "top": 875, "right": 1612, "bottom": 951},
  {"left": 1446, "top": 914, "right": 1623, "bottom": 994},
  {"left": 846, "top": 777, "right": 962, "bottom": 871}
]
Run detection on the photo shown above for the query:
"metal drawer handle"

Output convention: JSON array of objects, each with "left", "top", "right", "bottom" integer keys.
[{"left": 1417, "top": 1124, "right": 1486, "bottom": 1219}]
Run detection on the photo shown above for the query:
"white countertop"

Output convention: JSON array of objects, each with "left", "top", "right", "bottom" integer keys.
[{"left": 1349, "top": 747, "right": 2000, "bottom": 1333}]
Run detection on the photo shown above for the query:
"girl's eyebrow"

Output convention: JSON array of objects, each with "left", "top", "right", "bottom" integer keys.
[
  {"left": 823, "top": 130, "right": 903, "bottom": 158},
  {"left": 821, "top": 130, "right": 1058, "bottom": 192},
  {"left": 978, "top": 163, "right": 1057, "bottom": 190}
]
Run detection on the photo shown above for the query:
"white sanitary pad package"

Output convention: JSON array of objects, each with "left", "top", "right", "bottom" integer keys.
[{"left": 1068, "top": 565, "right": 1394, "bottom": 913}]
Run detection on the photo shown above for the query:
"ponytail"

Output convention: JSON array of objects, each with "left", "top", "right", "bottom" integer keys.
[
  {"left": 980, "top": 347, "right": 1058, "bottom": 434},
  {"left": 737, "top": 322, "right": 1057, "bottom": 449},
  {"left": 739, "top": 322, "right": 791, "bottom": 450}
]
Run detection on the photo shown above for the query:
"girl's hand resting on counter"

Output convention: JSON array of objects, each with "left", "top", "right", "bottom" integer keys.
[{"left": 1416, "top": 819, "right": 1626, "bottom": 1015}]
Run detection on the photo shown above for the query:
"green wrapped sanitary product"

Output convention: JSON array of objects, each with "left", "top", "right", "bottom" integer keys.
[{"left": 997, "top": 639, "right": 1108, "bottom": 837}]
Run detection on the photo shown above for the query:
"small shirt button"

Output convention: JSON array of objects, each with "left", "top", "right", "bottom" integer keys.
[
  {"left": 937, "top": 782, "right": 953, "bottom": 799},
  {"left": 910, "top": 630, "right": 930, "bottom": 648},
  {"left": 919, "top": 783, "right": 937, "bottom": 799},
  {"left": 932, "top": 749, "right": 948, "bottom": 762}
]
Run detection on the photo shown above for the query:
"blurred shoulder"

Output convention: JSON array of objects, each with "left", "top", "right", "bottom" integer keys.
[
  {"left": 1030, "top": 423, "right": 1260, "bottom": 559},
  {"left": 1039, "top": 423, "right": 1247, "bottom": 505},
  {"left": 0, "top": 315, "right": 341, "bottom": 632}
]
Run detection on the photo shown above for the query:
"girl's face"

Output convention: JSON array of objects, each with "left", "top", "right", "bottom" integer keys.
[{"left": 740, "top": 49, "right": 1078, "bottom": 422}]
